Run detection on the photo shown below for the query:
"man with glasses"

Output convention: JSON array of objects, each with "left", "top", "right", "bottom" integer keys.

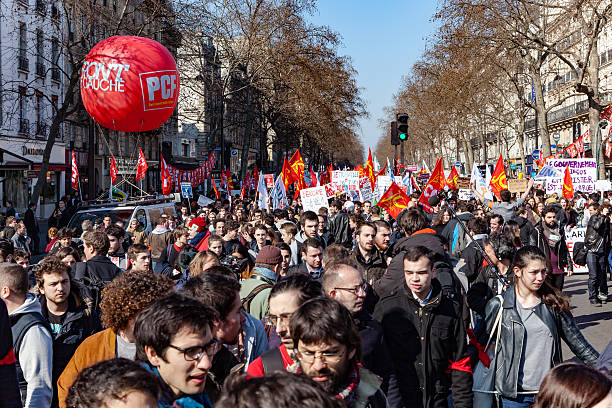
[
  {"left": 246, "top": 274, "right": 323, "bottom": 376},
  {"left": 135, "top": 293, "right": 217, "bottom": 408},
  {"left": 289, "top": 297, "right": 388, "bottom": 407},
  {"left": 322, "top": 263, "right": 392, "bottom": 390}
]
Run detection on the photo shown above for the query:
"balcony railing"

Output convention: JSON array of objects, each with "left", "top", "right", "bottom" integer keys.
[
  {"left": 35, "top": 61, "right": 45, "bottom": 78},
  {"left": 19, "top": 119, "right": 30, "bottom": 135},
  {"left": 18, "top": 56, "right": 29, "bottom": 72}
]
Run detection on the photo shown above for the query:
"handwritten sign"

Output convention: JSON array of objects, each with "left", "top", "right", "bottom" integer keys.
[
  {"left": 457, "top": 177, "right": 471, "bottom": 189},
  {"left": 545, "top": 159, "right": 597, "bottom": 194},
  {"left": 508, "top": 179, "right": 528, "bottom": 193},
  {"left": 300, "top": 186, "right": 329, "bottom": 213}
]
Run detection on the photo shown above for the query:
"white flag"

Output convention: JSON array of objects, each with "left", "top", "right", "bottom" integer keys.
[{"left": 257, "top": 174, "right": 269, "bottom": 210}]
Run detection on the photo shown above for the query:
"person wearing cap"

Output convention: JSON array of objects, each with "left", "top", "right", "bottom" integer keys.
[{"left": 239, "top": 246, "right": 283, "bottom": 320}]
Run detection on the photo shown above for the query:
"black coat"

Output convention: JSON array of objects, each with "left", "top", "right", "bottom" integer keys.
[
  {"left": 355, "top": 310, "right": 392, "bottom": 392},
  {"left": 38, "top": 288, "right": 102, "bottom": 406},
  {"left": 74, "top": 255, "right": 123, "bottom": 283},
  {"left": 513, "top": 215, "right": 535, "bottom": 247},
  {"left": 373, "top": 229, "right": 449, "bottom": 297},
  {"left": 585, "top": 214, "right": 611, "bottom": 253},
  {"left": 373, "top": 280, "right": 473, "bottom": 408},
  {"left": 24, "top": 208, "right": 39, "bottom": 235},
  {"left": 350, "top": 247, "right": 387, "bottom": 283},
  {"left": 327, "top": 211, "right": 352, "bottom": 248},
  {"left": 528, "top": 221, "right": 572, "bottom": 271}
]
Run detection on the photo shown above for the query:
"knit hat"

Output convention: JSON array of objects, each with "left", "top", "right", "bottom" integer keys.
[
  {"left": 189, "top": 217, "right": 206, "bottom": 232},
  {"left": 255, "top": 245, "right": 282, "bottom": 265}
]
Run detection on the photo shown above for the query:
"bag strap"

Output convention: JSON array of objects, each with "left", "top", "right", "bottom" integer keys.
[
  {"left": 485, "top": 295, "right": 504, "bottom": 350},
  {"left": 241, "top": 283, "right": 273, "bottom": 312},
  {"left": 261, "top": 347, "right": 284, "bottom": 373}
]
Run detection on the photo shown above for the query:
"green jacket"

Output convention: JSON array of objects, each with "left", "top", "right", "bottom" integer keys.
[{"left": 239, "top": 269, "right": 276, "bottom": 320}]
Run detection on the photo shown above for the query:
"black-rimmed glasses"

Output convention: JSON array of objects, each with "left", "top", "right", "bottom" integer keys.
[{"left": 168, "top": 337, "right": 219, "bottom": 361}]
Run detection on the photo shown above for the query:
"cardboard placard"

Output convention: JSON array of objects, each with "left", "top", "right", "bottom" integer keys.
[
  {"left": 507, "top": 179, "right": 528, "bottom": 193},
  {"left": 457, "top": 177, "right": 471, "bottom": 189}
]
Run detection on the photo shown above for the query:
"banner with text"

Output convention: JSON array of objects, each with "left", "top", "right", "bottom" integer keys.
[{"left": 545, "top": 159, "right": 597, "bottom": 195}]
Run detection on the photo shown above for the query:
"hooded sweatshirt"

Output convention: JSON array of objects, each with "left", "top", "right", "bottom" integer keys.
[
  {"left": 147, "top": 225, "right": 174, "bottom": 262},
  {"left": 10, "top": 293, "right": 53, "bottom": 408}
]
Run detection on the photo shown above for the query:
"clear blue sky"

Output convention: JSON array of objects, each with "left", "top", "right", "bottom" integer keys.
[{"left": 308, "top": 1, "right": 439, "bottom": 153}]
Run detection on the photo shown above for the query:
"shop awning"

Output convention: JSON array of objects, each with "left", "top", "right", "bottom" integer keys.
[{"left": 0, "top": 148, "right": 34, "bottom": 168}]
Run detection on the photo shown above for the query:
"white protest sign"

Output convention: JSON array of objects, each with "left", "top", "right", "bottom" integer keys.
[
  {"left": 595, "top": 179, "right": 612, "bottom": 191},
  {"left": 566, "top": 227, "right": 588, "bottom": 274},
  {"left": 332, "top": 170, "right": 359, "bottom": 190},
  {"left": 197, "top": 195, "right": 213, "bottom": 207},
  {"left": 270, "top": 175, "right": 288, "bottom": 210},
  {"left": 359, "top": 177, "right": 374, "bottom": 202},
  {"left": 545, "top": 159, "right": 597, "bottom": 194},
  {"left": 458, "top": 189, "right": 475, "bottom": 201},
  {"left": 300, "top": 186, "right": 329, "bottom": 213}
]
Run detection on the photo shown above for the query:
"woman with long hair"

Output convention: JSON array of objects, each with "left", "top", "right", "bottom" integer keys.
[
  {"left": 432, "top": 205, "right": 453, "bottom": 236},
  {"left": 481, "top": 246, "right": 599, "bottom": 408},
  {"left": 534, "top": 362, "right": 611, "bottom": 408},
  {"left": 501, "top": 219, "right": 522, "bottom": 249}
]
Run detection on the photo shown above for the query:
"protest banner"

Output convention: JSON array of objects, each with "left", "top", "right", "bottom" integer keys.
[
  {"left": 545, "top": 159, "right": 597, "bottom": 195},
  {"left": 300, "top": 186, "right": 329, "bottom": 213},
  {"left": 458, "top": 189, "right": 474, "bottom": 201},
  {"left": 566, "top": 227, "right": 588, "bottom": 274},
  {"left": 457, "top": 177, "right": 471, "bottom": 190},
  {"left": 263, "top": 174, "right": 274, "bottom": 188},
  {"left": 508, "top": 179, "right": 528, "bottom": 193},
  {"left": 595, "top": 179, "right": 612, "bottom": 191},
  {"left": 359, "top": 177, "right": 374, "bottom": 202}
]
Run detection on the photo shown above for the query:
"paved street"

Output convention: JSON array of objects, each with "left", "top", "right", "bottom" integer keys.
[{"left": 561, "top": 274, "right": 612, "bottom": 360}]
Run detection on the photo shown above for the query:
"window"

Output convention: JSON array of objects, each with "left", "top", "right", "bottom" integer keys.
[
  {"left": 35, "top": 91, "right": 42, "bottom": 130},
  {"left": 19, "top": 22, "right": 27, "bottom": 58},
  {"left": 18, "top": 86, "right": 27, "bottom": 134},
  {"left": 182, "top": 140, "right": 190, "bottom": 156},
  {"left": 36, "top": 30, "right": 44, "bottom": 77}
]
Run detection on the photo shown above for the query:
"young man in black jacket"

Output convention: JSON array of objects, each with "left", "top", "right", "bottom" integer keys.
[
  {"left": 374, "top": 246, "right": 473, "bottom": 408},
  {"left": 36, "top": 257, "right": 102, "bottom": 407}
]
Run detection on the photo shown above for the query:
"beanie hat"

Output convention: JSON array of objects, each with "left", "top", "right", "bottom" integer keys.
[
  {"left": 255, "top": 245, "right": 282, "bottom": 265},
  {"left": 189, "top": 217, "right": 206, "bottom": 232}
]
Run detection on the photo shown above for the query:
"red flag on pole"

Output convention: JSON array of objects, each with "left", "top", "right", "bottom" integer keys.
[
  {"left": 364, "top": 148, "right": 376, "bottom": 189},
  {"left": 110, "top": 154, "right": 118, "bottom": 184},
  {"left": 489, "top": 155, "right": 508, "bottom": 200},
  {"left": 310, "top": 167, "right": 318, "bottom": 187},
  {"left": 160, "top": 154, "right": 172, "bottom": 195},
  {"left": 446, "top": 166, "right": 459, "bottom": 189},
  {"left": 71, "top": 151, "right": 79, "bottom": 191},
  {"left": 418, "top": 157, "right": 445, "bottom": 213},
  {"left": 212, "top": 178, "right": 220, "bottom": 199},
  {"left": 281, "top": 157, "right": 292, "bottom": 190},
  {"left": 606, "top": 139, "right": 612, "bottom": 158},
  {"left": 377, "top": 182, "right": 409, "bottom": 219},
  {"left": 135, "top": 148, "right": 148, "bottom": 182},
  {"left": 562, "top": 165, "right": 574, "bottom": 200}
]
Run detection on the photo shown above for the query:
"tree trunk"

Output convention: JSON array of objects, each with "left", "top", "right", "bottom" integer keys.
[
  {"left": 516, "top": 118, "right": 527, "bottom": 177},
  {"left": 31, "top": 70, "right": 80, "bottom": 205},
  {"left": 532, "top": 68, "right": 551, "bottom": 157},
  {"left": 239, "top": 86, "right": 252, "bottom": 180},
  {"left": 585, "top": 39, "right": 606, "bottom": 179}
]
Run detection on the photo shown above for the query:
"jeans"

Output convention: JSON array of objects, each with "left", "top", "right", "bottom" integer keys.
[
  {"left": 547, "top": 273, "right": 565, "bottom": 291},
  {"left": 587, "top": 251, "right": 608, "bottom": 300},
  {"left": 501, "top": 395, "right": 535, "bottom": 407}
]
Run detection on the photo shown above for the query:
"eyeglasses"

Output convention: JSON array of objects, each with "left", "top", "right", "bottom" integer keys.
[
  {"left": 264, "top": 312, "right": 293, "bottom": 327},
  {"left": 168, "top": 338, "right": 219, "bottom": 362},
  {"left": 334, "top": 281, "right": 367, "bottom": 295},
  {"left": 296, "top": 348, "right": 346, "bottom": 364}
]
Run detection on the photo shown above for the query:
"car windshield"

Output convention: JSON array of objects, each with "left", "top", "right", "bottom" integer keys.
[{"left": 68, "top": 209, "right": 134, "bottom": 236}]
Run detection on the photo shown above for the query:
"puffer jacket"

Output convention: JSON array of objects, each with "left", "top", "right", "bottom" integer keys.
[
  {"left": 585, "top": 213, "right": 611, "bottom": 253},
  {"left": 481, "top": 286, "right": 599, "bottom": 399},
  {"left": 327, "top": 211, "right": 352, "bottom": 248}
]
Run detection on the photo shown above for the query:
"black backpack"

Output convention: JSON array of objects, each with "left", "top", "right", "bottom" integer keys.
[
  {"left": 572, "top": 241, "right": 588, "bottom": 266},
  {"left": 74, "top": 262, "right": 113, "bottom": 311}
]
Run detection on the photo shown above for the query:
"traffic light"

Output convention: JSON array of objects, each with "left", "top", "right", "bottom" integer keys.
[
  {"left": 390, "top": 121, "right": 399, "bottom": 145},
  {"left": 397, "top": 113, "right": 408, "bottom": 141}
]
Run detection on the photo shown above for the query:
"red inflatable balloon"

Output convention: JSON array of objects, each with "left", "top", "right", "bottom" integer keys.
[{"left": 80, "top": 36, "right": 180, "bottom": 132}]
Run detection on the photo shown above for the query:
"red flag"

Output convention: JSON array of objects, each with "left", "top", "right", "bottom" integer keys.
[
  {"left": 281, "top": 157, "right": 292, "bottom": 189},
  {"left": 289, "top": 150, "right": 307, "bottom": 192},
  {"left": 161, "top": 154, "right": 172, "bottom": 195},
  {"left": 110, "top": 154, "right": 118, "bottom": 184},
  {"left": 418, "top": 157, "right": 445, "bottom": 213},
  {"left": 355, "top": 165, "right": 365, "bottom": 178},
  {"left": 71, "top": 151, "right": 79, "bottom": 191},
  {"left": 310, "top": 167, "right": 318, "bottom": 187},
  {"left": 376, "top": 162, "right": 387, "bottom": 177},
  {"left": 378, "top": 182, "right": 409, "bottom": 219},
  {"left": 225, "top": 169, "right": 235, "bottom": 190},
  {"left": 606, "top": 139, "right": 612, "bottom": 158},
  {"left": 212, "top": 177, "right": 220, "bottom": 199},
  {"left": 252, "top": 165, "right": 259, "bottom": 189},
  {"left": 489, "top": 155, "right": 508, "bottom": 200},
  {"left": 135, "top": 148, "right": 148, "bottom": 182},
  {"left": 446, "top": 166, "right": 459, "bottom": 190},
  {"left": 562, "top": 165, "right": 574, "bottom": 200},
  {"left": 601, "top": 105, "right": 612, "bottom": 121},
  {"left": 364, "top": 148, "right": 376, "bottom": 189},
  {"left": 240, "top": 182, "right": 246, "bottom": 200}
]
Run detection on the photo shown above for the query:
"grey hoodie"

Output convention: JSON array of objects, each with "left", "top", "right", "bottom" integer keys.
[{"left": 10, "top": 293, "right": 53, "bottom": 408}]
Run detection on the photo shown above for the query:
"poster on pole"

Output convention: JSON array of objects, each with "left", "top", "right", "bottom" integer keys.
[
  {"left": 359, "top": 178, "right": 374, "bottom": 203},
  {"left": 300, "top": 186, "right": 329, "bottom": 213},
  {"left": 545, "top": 159, "right": 597, "bottom": 194},
  {"left": 566, "top": 227, "right": 589, "bottom": 274},
  {"left": 332, "top": 170, "right": 359, "bottom": 190}
]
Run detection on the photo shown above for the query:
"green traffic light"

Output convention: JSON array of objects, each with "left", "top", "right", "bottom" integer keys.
[{"left": 399, "top": 133, "right": 407, "bottom": 140}]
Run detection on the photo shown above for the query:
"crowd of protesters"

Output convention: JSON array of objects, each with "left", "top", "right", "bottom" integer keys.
[{"left": 0, "top": 179, "right": 611, "bottom": 408}]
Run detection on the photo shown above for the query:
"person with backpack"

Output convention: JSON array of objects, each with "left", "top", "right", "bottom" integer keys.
[
  {"left": 73, "top": 231, "right": 123, "bottom": 311},
  {"left": 35, "top": 257, "right": 102, "bottom": 408},
  {"left": 240, "top": 246, "right": 283, "bottom": 320},
  {"left": 147, "top": 214, "right": 174, "bottom": 267},
  {"left": 0, "top": 263, "right": 53, "bottom": 407}
]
